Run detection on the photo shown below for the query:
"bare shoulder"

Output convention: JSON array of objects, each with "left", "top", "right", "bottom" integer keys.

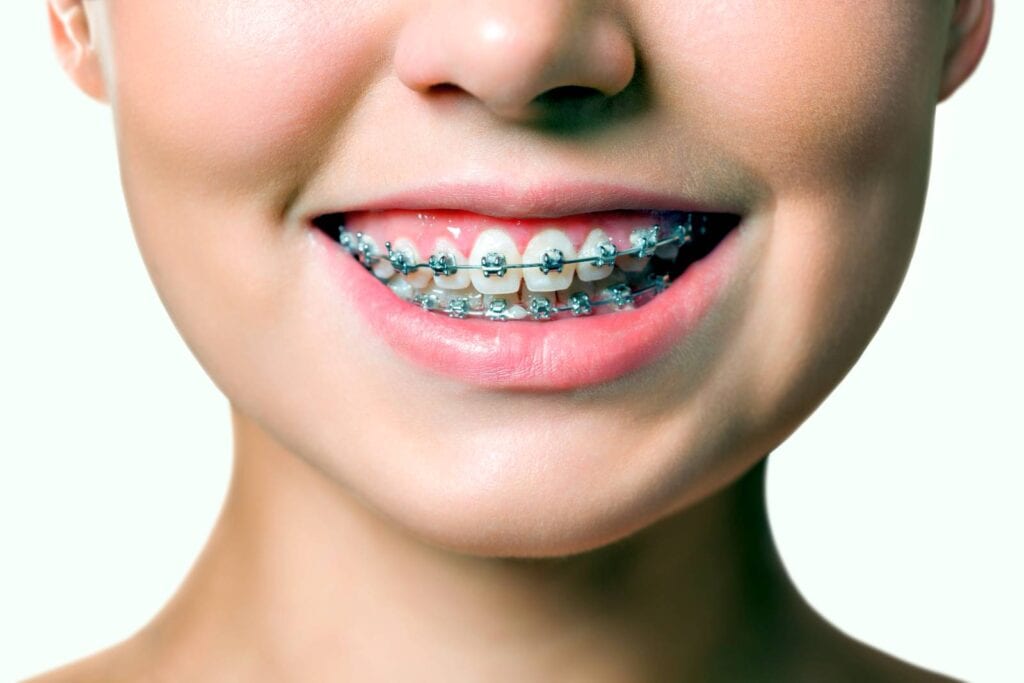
[
  {"left": 20, "top": 636, "right": 162, "bottom": 683},
  {"left": 708, "top": 598, "right": 964, "bottom": 683},
  {"left": 783, "top": 614, "right": 962, "bottom": 683}
]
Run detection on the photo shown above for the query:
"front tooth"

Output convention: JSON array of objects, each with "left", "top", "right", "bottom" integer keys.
[
  {"left": 429, "top": 238, "right": 471, "bottom": 290},
  {"left": 391, "top": 237, "right": 433, "bottom": 288},
  {"left": 522, "top": 229, "right": 576, "bottom": 292},
  {"left": 576, "top": 229, "right": 615, "bottom": 282},
  {"left": 469, "top": 229, "right": 522, "bottom": 295}
]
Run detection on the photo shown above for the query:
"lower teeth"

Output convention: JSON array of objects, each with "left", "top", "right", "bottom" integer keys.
[
  {"left": 385, "top": 271, "right": 666, "bottom": 321},
  {"left": 327, "top": 215, "right": 733, "bottom": 321}
]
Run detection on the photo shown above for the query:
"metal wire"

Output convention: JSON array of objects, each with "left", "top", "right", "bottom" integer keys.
[
  {"left": 338, "top": 216, "right": 706, "bottom": 275},
  {"left": 339, "top": 215, "right": 709, "bottom": 321}
]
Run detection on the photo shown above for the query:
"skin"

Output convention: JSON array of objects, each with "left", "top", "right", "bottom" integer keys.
[{"left": 35, "top": 0, "right": 992, "bottom": 680}]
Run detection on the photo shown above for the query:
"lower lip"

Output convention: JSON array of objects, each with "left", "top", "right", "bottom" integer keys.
[{"left": 312, "top": 223, "right": 742, "bottom": 391}]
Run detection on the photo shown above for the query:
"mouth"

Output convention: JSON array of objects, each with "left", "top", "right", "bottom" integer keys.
[
  {"left": 311, "top": 209, "right": 741, "bottom": 320},
  {"left": 307, "top": 204, "right": 745, "bottom": 391}
]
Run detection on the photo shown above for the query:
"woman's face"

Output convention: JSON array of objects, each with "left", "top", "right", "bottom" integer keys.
[{"left": 80, "top": 1, "right": 954, "bottom": 555}]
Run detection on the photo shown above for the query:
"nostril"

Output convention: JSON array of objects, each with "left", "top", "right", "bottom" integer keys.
[
  {"left": 427, "top": 82, "right": 464, "bottom": 96},
  {"left": 535, "top": 85, "right": 604, "bottom": 107}
]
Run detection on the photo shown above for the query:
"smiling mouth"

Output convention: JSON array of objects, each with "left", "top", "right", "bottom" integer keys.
[{"left": 311, "top": 209, "right": 741, "bottom": 321}]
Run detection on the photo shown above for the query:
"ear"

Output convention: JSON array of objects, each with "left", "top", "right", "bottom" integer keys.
[
  {"left": 48, "top": 0, "right": 107, "bottom": 102},
  {"left": 938, "top": 0, "right": 994, "bottom": 101}
]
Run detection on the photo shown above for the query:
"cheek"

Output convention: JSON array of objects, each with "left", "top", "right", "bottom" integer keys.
[
  {"left": 106, "top": 0, "right": 386, "bottom": 199},
  {"left": 645, "top": 1, "right": 946, "bottom": 191},
  {"left": 640, "top": 1, "right": 947, "bottom": 416},
  {"left": 100, "top": 1, "right": 397, "bottom": 424}
]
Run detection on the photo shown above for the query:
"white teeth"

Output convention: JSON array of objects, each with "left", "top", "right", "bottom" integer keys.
[
  {"left": 595, "top": 270, "right": 634, "bottom": 310},
  {"left": 391, "top": 237, "right": 433, "bottom": 288},
  {"left": 576, "top": 229, "right": 615, "bottom": 282},
  {"left": 524, "top": 290, "right": 558, "bottom": 320},
  {"left": 357, "top": 235, "right": 396, "bottom": 279},
  {"left": 444, "top": 286, "right": 484, "bottom": 311},
  {"left": 430, "top": 238, "right": 471, "bottom": 290},
  {"left": 483, "top": 292, "right": 518, "bottom": 308},
  {"left": 388, "top": 276, "right": 414, "bottom": 301},
  {"left": 469, "top": 229, "right": 522, "bottom": 295},
  {"left": 507, "top": 304, "right": 530, "bottom": 320},
  {"left": 522, "top": 229, "right": 576, "bottom": 292}
]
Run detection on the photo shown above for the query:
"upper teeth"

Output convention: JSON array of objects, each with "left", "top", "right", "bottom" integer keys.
[
  {"left": 429, "top": 238, "right": 470, "bottom": 290},
  {"left": 330, "top": 212, "right": 730, "bottom": 320},
  {"left": 468, "top": 228, "right": 521, "bottom": 295},
  {"left": 521, "top": 229, "right": 576, "bottom": 293},
  {"left": 346, "top": 218, "right": 701, "bottom": 298},
  {"left": 576, "top": 229, "right": 616, "bottom": 281}
]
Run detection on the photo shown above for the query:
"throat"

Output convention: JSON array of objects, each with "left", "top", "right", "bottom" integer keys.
[{"left": 152, "top": 424, "right": 801, "bottom": 681}]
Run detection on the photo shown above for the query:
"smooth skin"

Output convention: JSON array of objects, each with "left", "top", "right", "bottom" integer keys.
[{"left": 35, "top": 1, "right": 991, "bottom": 681}]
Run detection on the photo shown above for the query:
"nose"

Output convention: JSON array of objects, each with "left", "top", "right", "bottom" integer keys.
[{"left": 394, "top": 0, "right": 637, "bottom": 122}]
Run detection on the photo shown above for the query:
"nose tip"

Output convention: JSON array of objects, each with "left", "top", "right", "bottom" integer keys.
[{"left": 394, "top": 2, "right": 637, "bottom": 122}]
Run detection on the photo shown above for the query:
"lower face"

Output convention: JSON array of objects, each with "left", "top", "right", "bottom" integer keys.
[{"left": 99, "top": 1, "right": 948, "bottom": 555}]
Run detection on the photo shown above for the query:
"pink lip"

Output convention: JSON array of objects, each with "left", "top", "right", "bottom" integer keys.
[
  {"left": 302, "top": 180, "right": 741, "bottom": 220},
  {"left": 310, "top": 213, "right": 743, "bottom": 392}
]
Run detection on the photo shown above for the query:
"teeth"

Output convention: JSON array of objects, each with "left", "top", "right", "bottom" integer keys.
[
  {"left": 524, "top": 291, "right": 558, "bottom": 320},
  {"left": 341, "top": 214, "right": 705, "bottom": 320},
  {"left": 388, "top": 276, "right": 415, "bottom": 301},
  {"left": 469, "top": 229, "right": 523, "bottom": 295},
  {"left": 391, "top": 237, "right": 433, "bottom": 288},
  {"left": 559, "top": 279, "right": 596, "bottom": 316},
  {"left": 630, "top": 226, "right": 660, "bottom": 258},
  {"left": 522, "top": 229, "right": 576, "bottom": 292},
  {"left": 507, "top": 304, "right": 530, "bottom": 320},
  {"left": 595, "top": 271, "right": 635, "bottom": 311},
  {"left": 446, "top": 286, "right": 484, "bottom": 311},
  {"left": 576, "top": 229, "right": 616, "bottom": 282},
  {"left": 355, "top": 236, "right": 396, "bottom": 279},
  {"left": 617, "top": 227, "right": 659, "bottom": 272},
  {"left": 429, "top": 238, "right": 471, "bottom": 290}
]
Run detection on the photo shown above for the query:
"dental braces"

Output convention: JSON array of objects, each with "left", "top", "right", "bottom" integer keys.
[
  {"left": 337, "top": 214, "right": 709, "bottom": 321},
  {"left": 338, "top": 213, "right": 708, "bottom": 276},
  {"left": 408, "top": 274, "right": 669, "bottom": 321}
]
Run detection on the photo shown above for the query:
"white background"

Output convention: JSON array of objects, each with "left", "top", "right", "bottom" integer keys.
[{"left": 1, "top": 4, "right": 1021, "bottom": 682}]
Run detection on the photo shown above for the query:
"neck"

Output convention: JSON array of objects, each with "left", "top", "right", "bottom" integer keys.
[{"left": 145, "top": 408, "right": 818, "bottom": 681}]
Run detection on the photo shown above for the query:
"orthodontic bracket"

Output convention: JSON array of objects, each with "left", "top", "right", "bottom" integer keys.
[
  {"left": 539, "top": 248, "right": 566, "bottom": 274},
  {"left": 409, "top": 274, "right": 666, "bottom": 321},
  {"left": 480, "top": 251, "right": 508, "bottom": 278},
  {"left": 338, "top": 212, "right": 714, "bottom": 322},
  {"left": 347, "top": 216, "right": 704, "bottom": 274},
  {"left": 427, "top": 251, "right": 459, "bottom": 277}
]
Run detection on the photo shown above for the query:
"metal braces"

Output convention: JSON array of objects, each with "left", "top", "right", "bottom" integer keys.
[
  {"left": 336, "top": 214, "right": 711, "bottom": 321},
  {"left": 338, "top": 214, "right": 707, "bottom": 276},
  {"left": 408, "top": 274, "right": 669, "bottom": 321}
]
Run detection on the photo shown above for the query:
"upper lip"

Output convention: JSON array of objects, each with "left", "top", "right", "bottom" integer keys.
[{"left": 301, "top": 179, "right": 742, "bottom": 223}]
